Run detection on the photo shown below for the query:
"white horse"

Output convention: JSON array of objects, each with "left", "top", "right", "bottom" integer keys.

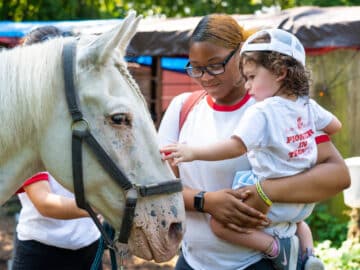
[{"left": 0, "top": 12, "right": 185, "bottom": 262}]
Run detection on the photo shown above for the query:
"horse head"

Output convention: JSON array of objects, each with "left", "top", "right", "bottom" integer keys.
[{"left": 0, "top": 12, "right": 185, "bottom": 262}]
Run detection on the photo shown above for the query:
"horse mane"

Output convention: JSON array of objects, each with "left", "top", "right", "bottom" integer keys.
[
  {"left": 76, "top": 33, "right": 148, "bottom": 112},
  {"left": 0, "top": 39, "right": 64, "bottom": 154},
  {"left": 0, "top": 35, "right": 150, "bottom": 157},
  {"left": 117, "top": 62, "right": 148, "bottom": 109}
]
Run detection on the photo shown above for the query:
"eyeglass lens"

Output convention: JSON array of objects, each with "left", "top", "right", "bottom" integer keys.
[{"left": 185, "top": 47, "right": 238, "bottom": 78}]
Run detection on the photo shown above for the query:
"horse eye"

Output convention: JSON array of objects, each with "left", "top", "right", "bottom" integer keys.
[{"left": 111, "top": 113, "right": 132, "bottom": 126}]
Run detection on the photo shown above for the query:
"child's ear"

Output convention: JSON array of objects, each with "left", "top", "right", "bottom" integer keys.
[{"left": 276, "top": 67, "right": 287, "bottom": 82}]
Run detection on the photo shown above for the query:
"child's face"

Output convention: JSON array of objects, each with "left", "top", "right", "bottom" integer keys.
[{"left": 242, "top": 61, "right": 281, "bottom": 102}]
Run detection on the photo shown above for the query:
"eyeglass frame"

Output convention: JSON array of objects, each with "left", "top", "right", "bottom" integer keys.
[{"left": 185, "top": 46, "right": 239, "bottom": 78}]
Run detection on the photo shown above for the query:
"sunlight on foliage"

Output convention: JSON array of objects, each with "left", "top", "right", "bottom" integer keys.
[
  {"left": 316, "top": 240, "right": 360, "bottom": 270},
  {"left": 2, "top": 0, "right": 359, "bottom": 21}
]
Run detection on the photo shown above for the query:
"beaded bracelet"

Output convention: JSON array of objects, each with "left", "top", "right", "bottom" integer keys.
[{"left": 255, "top": 180, "right": 273, "bottom": 207}]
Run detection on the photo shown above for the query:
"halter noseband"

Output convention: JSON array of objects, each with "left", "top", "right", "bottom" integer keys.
[{"left": 62, "top": 41, "right": 182, "bottom": 248}]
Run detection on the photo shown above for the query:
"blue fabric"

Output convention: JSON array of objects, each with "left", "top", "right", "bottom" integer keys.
[
  {"left": 174, "top": 251, "right": 194, "bottom": 270},
  {"left": 0, "top": 20, "right": 122, "bottom": 38},
  {"left": 232, "top": 170, "right": 258, "bottom": 189},
  {"left": 126, "top": 56, "right": 188, "bottom": 73}
]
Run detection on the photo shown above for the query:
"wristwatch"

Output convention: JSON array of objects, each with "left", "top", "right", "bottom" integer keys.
[{"left": 194, "top": 191, "right": 206, "bottom": 212}]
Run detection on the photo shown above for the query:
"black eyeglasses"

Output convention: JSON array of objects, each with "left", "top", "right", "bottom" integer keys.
[{"left": 185, "top": 47, "right": 238, "bottom": 78}]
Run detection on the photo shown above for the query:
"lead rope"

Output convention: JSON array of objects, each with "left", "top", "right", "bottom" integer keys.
[
  {"left": 118, "top": 241, "right": 131, "bottom": 270},
  {"left": 91, "top": 222, "right": 118, "bottom": 270}
]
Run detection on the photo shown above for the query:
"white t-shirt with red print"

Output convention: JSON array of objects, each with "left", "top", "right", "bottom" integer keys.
[
  {"left": 234, "top": 96, "right": 333, "bottom": 180},
  {"left": 16, "top": 172, "right": 100, "bottom": 250},
  {"left": 233, "top": 96, "right": 334, "bottom": 236}
]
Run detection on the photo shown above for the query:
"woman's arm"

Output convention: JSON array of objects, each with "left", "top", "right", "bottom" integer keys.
[
  {"left": 263, "top": 140, "right": 350, "bottom": 203},
  {"left": 24, "top": 181, "right": 90, "bottom": 219},
  {"left": 228, "top": 139, "right": 350, "bottom": 230},
  {"left": 241, "top": 140, "right": 350, "bottom": 207}
]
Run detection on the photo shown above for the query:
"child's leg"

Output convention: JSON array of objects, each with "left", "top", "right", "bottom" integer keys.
[
  {"left": 210, "top": 217, "right": 275, "bottom": 254},
  {"left": 296, "top": 221, "right": 314, "bottom": 254},
  {"left": 210, "top": 218, "right": 300, "bottom": 270},
  {"left": 296, "top": 221, "right": 325, "bottom": 270}
]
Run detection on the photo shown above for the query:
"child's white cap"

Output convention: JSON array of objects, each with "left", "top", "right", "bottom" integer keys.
[{"left": 240, "top": 28, "right": 306, "bottom": 66}]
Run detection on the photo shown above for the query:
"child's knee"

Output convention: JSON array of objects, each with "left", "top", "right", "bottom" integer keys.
[{"left": 210, "top": 218, "right": 225, "bottom": 237}]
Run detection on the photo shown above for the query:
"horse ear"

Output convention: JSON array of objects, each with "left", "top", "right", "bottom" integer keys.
[
  {"left": 79, "top": 10, "right": 142, "bottom": 65},
  {"left": 116, "top": 11, "right": 142, "bottom": 54}
]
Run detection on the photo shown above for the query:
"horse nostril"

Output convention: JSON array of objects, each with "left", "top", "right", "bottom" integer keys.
[{"left": 168, "top": 222, "right": 183, "bottom": 241}]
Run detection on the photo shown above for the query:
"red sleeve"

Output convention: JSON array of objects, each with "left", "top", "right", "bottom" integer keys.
[
  {"left": 16, "top": 172, "right": 50, "bottom": 194},
  {"left": 315, "top": 134, "right": 330, "bottom": 144}
]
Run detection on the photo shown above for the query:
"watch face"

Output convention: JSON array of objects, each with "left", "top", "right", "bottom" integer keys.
[{"left": 194, "top": 191, "right": 205, "bottom": 212}]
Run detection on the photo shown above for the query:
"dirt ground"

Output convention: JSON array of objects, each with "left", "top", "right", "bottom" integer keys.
[{"left": 0, "top": 215, "right": 176, "bottom": 270}]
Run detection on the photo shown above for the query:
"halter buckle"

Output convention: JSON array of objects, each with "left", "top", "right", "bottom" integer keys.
[{"left": 71, "top": 119, "right": 90, "bottom": 137}]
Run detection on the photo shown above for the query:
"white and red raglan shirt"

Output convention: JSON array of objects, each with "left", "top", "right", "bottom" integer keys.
[{"left": 16, "top": 172, "right": 100, "bottom": 250}]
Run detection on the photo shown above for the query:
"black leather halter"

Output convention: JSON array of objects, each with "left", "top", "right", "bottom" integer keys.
[{"left": 62, "top": 41, "right": 182, "bottom": 248}]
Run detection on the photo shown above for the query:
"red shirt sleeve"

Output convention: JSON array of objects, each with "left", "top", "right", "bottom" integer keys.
[
  {"left": 16, "top": 172, "right": 50, "bottom": 194},
  {"left": 315, "top": 134, "right": 330, "bottom": 144}
]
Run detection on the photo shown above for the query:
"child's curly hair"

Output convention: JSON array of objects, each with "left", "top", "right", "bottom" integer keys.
[{"left": 240, "top": 32, "right": 311, "bottom": 97}]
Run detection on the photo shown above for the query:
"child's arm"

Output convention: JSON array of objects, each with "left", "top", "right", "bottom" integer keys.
[
  {"left": 322, "top": 116, "right": 342, "bottom": 135},
  {"left": 24, "top": 180, "right": 90, "bottom": 219},
  {"left": 310, "top": 99, "right": 342, "bottom": 135},
  {"left": 161, "top": 136, "right": 247, "bottom": 165}
]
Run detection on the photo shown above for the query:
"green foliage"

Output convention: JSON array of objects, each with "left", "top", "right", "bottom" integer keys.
[
  {"left": 1, "top": 0, "right": 360, "bottom": 21},
  {"left": 297, "top": 0, "right": 360, "bottom": 6},
  {"left": 306, "top": 204, "right": 348, "bottom": 247},
  {"left": 315, "top": 240, "right": 360, "bottom": 270},
  {"left": 127, "top": 0, "right": 257, "bottom": 17},
  {"left": 309, "top": 203, "right": 359, "bottom": 269}
]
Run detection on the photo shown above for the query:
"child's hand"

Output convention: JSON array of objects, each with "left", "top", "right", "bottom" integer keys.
[
  {"left": 160, "top": 143, "right": 195, "bottom": 165},
  {"left": 237, "top": 185, "right": 270, "bottom": 216}
]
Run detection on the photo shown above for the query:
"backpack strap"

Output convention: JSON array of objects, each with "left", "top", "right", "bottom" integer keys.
[{"left": 179, "top": 90, "right": 207, "bottom": 131}]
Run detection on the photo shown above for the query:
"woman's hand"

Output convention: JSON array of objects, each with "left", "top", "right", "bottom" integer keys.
[{"left": 204, "top": 189, "right": 269, "bottom": 229}]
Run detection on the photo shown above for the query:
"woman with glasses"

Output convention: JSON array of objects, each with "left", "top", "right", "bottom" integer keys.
[{"left": 158, "top": 14, "right": 349, "bottom": 270}]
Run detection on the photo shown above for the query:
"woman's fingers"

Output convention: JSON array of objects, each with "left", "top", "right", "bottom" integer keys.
[
  {"left": 222, "top": 190, "right": 269, "bottom": 228},
  {"left": 228, "top": 189, "right": 267, "bottom": 219},
  {"left": 230, "top": 203, "right": 269, "bottom": 228},
  {"left": 205, "top": 190, "right": 269, "bottom": 229}
]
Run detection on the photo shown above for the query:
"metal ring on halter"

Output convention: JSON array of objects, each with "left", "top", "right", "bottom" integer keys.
[{"left": 71, "top": 118, "right": 90, "bottom": 137}]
